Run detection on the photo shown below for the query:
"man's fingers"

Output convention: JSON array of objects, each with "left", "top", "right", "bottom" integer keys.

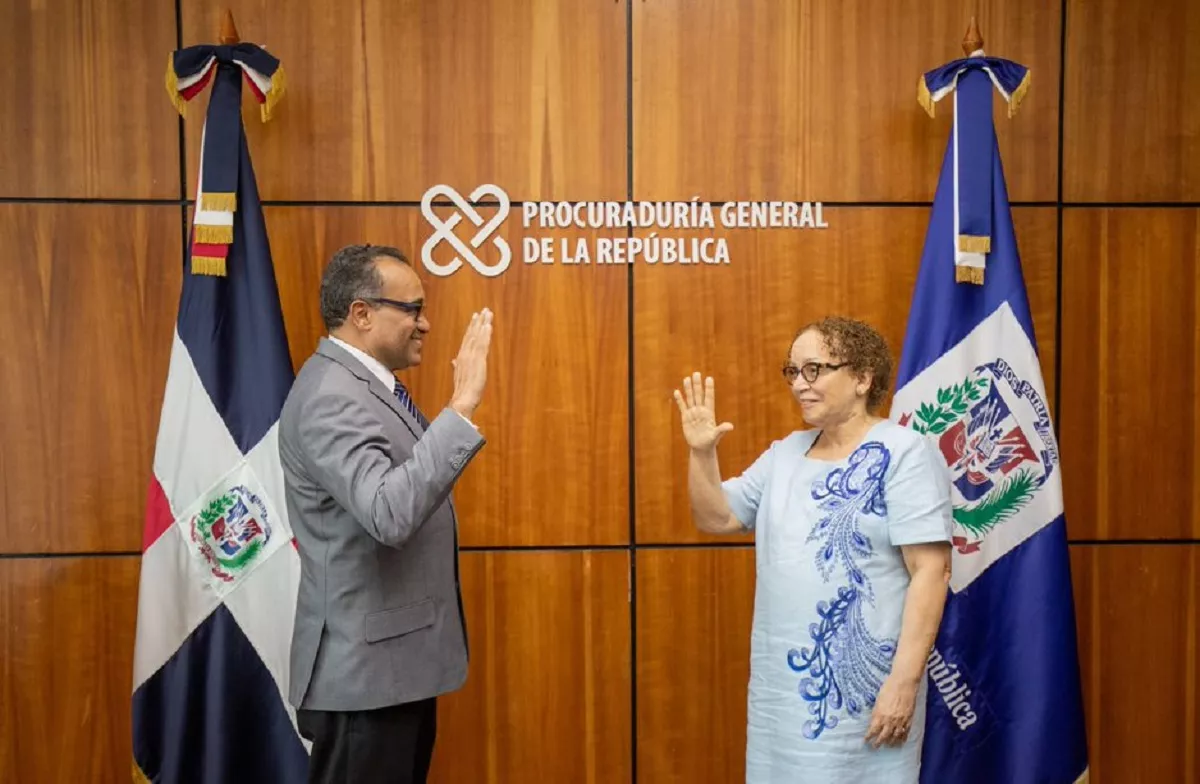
[
  {"left": 682, "top": 376, "right": 695, "bottom": 408},
  {"left": 461, "top": 311, "right": 486, "bottom": 357},
  {"left": 705, "top": 376, "right": 716, "bottom": 412},
  {"left": 469, "top": 310, "right": 493, "bottom": 357},
  {"left": 692, "top": 372, "right": 703, "bottom": 407},
  {"left": 458, "top": 313, "right": 477, "bottom": 352}
]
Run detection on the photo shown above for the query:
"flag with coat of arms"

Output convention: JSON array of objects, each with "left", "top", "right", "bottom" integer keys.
[
  {"left": 891, "top": 45, "right": 1090, "bottom": 784},
  {"left": 131, "top": 34, "right": 309, "bottom": 782}
]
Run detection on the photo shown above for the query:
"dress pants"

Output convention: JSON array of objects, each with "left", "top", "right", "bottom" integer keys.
[{"left": 297, "top": 698, "right": 437, "bottom": 784}]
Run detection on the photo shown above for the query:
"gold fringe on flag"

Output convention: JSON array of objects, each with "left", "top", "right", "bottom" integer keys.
[
  {"left": 191, "top": 255, "right": 228, "bottom": 277},
  {"left": 132, "top": 759, "right": 153, "bottom": 784},
  {"left": 1007, "top": 70, "right": 1031, "bottom": 118},
  {"left": 193, "top": 224, "right": 233, "bottom": 244},
  {"left": 164, "top": 53, "right": 187, "bottom": 117},
  {"left": 956, "top": 265, "right": 985, "bottom": 285},
  {"left": 958, "top": 234, "right": 991, "bottom": 254},
  {"left": 918, "top": 76, "right": 935, "bottom": 118},
  {"left": 200, "top": 192, "right": 237, "bottom": 212},
  {"left": 260, "top": 64, "right": 287, "bottom": 123}
]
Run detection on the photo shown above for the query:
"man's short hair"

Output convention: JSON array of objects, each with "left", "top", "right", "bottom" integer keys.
[{"left": 319, "top": 244, "right": 409, "bottom": 330}]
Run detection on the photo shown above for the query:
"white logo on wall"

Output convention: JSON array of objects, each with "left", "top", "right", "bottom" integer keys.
[
  {"left": 421, "top": 184, "right": 513, "bottom": 278},
  {"left": 419, "top": 183, "right": 829, "bottom": 278}
]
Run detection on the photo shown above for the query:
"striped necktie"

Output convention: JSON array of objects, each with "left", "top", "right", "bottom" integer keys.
[{"left": 393, "top": 380, "right": 429, "bottom": 430}]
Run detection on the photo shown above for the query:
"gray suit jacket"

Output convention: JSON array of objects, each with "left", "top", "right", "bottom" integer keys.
[{"left": 279, "top": 337, "right": 485, "bottom": 711}]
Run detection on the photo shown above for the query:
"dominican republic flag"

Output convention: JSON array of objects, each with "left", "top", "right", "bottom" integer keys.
[
  {"left": 132, "top": 48, "right": 308, "bottom": 783},
  {"left": 892, "top": 55, "right": 1089, "bottom": 783}
]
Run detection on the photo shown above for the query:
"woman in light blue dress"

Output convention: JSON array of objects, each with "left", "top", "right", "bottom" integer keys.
[{"left": 673, "top": 316, "right": 953, "bottom": 784}]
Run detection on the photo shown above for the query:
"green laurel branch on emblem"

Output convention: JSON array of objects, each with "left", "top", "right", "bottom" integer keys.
[
  {"left": 911, "top": 376, "right": 989, "bottom": 435},
  {"left": 195, "top": 492, "right": 265, "bottom": 573},
  {"left": 196, "top": 494, "right": 234, "bottom": 534},
  {"left": 953, "top": 468, "right": 1037, "bottom": 537}
]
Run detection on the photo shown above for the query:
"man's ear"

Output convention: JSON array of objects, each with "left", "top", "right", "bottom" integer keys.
[{"left": 347, "top": 300, "right": 373, "bottom": 330}]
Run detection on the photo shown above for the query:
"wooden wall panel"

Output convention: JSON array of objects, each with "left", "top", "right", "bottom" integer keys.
[
  {"left": 634, "top": 0, "right": 1060, "bottom": 202},
  {"left": 0, "top": 556, "right": 141, "bottom": 782},
  {"left": 264, "top": 206, "right": 629, "bottom": 546},
  {"left": 1060, "top": 209, "right": 1200, "bottom": 541},
  {"left": 1064, "top": 0, "right": 1200, "bottom": 202},
  {"left": 633, "top": 207, "right": 1057, "bottom": 543},
  {"left": 429, "top": 550, "right": 631, "bottom": 784},
  {"left": 637, "top": 547, "right": 755, "bottom": 783},
  {"left": 0, "top": 0, "right": 179, "bottom": 198},
  {"left": 0, "top": 205, "right": 181, "bottom": 554},
  {"left": 1070, "top": 544, "right": 1200, "bottom": 784},
  {"left": 180, "top": 0, "right": 626, "bottom": 202}
]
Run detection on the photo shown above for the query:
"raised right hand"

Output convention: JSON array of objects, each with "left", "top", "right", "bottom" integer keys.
[
  {"left": 673, "top": 371, "right": 734, "bottom": 451},
  {"left": 450, "top": 308, "right": 493, "bottom": 418}
]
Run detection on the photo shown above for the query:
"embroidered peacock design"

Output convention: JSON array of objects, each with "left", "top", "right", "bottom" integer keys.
[{"left": 787, "top": 441, "right": 899, "bottom": 740}]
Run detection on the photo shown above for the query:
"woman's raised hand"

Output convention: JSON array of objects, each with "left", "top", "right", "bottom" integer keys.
[{"left": 673, "top": 372, "right": 734, "bottom": 452}]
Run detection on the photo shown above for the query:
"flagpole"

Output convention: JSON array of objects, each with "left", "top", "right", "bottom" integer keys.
[
  {"left": 962, "top": 17, "right": 983, "bottom": 56},
  {"left": 219, "top": 9, "right": 239, "bottom": 45},
  {"left": 137, "top": 14, "right": 305, "bottom": 783},
  {"left": 900, "top": 21, "right": 1088, "bottom": 784}
]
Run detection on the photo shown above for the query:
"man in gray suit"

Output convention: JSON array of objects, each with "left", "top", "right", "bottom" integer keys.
[{"left": 278, "top": 243, "right": 492, "bottom": 784}]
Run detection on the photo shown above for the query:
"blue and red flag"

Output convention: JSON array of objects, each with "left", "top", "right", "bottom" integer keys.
[
  {"left": 891, "top": 52, "right": 1089, "bottom": 783},
  {"left": 132, "top": 41, "right": 308, "bottom": 783}
]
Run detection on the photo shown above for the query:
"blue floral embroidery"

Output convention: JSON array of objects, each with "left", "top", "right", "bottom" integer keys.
[
  {"left": 786, "top": 587, "right": 897, "bottom": 740},
  {"left": 787, "top": 440, "right": 898, "bottom": 740},
  {"left": 806, "top": 442, "right": 890, "bottom": 599}
]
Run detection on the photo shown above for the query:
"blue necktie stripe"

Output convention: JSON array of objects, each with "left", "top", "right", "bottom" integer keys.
[{"left": 393, "top": 381, "right": 429, "bottom": 429}]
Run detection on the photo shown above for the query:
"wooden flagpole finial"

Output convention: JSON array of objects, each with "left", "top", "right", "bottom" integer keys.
[
  {"left": 219, "top": 9, "right": 240, "bottom": 45},
  {"left": 962, "top": 17, "right": 984, "bottom": 56}
]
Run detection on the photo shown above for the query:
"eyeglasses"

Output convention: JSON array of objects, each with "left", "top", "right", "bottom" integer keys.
[
  {"left": 782, "top": 361, "right": 847, "bottom": 384},
  {"left": 365, "top": 297, "right": 424, "bottom": 318}
]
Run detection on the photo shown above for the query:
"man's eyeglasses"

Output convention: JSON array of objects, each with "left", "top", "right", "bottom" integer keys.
[
  {"left": 365, "top": 297, "right": 424, "bottom": 318},
  {"left": 782, "top": 361, "right": 847, "bottom": 384}
]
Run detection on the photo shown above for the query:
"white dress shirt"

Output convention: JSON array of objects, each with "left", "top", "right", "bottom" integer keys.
[{"left": 328, "top": 336, "right": 476, "bottom": 429}]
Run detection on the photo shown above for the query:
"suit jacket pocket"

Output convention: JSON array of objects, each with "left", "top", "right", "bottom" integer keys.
[{"left": 364, "top": 598, "right": 435, "bottom": 643}]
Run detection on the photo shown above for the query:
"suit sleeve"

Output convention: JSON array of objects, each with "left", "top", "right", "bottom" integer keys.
[{"left": 297, "top": 390, "right": 486, "bottom": 548}]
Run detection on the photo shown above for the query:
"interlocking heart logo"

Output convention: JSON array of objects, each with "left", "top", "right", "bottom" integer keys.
[{"left": 420, "top": 184, "right": 512, "bottom": 277}]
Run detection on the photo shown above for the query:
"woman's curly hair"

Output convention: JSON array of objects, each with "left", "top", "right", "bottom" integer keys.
[{"left": 794, "top": 316, "right": 893, "bottom": 411}]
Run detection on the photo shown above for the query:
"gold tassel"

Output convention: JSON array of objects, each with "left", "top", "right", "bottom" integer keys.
[
  {"left": 1008, "top": 70, "right": 1031, "bottom": 118},
  {"left": 132, "top": 759, "right": 153, "bottom": 784},
  {"left": 958, "top": 234, "right": 991, "bottom": 254},
  {"left": 165, "top": 53, "right": 187, "bottom": 117},
  {"left": 918, "top": 76, "right": 935, "bottom": 118},
  {"left": 193, "top": 224, "right": 233, "bottom": 244},
  {"left": 261, "top": 64, "right": 287, "bottom": 123},
  {"left": 191, "top": 255, "right": 228, "bottom": 277},
  {"left": 956, "top": 265, "right": 985, "bottom": 285},
  {"left": 200, "top": 192, "right": 237, "bottom": 212},
  {"left": 1073, "top": 768, "right": 1090, "bottom": 784}
]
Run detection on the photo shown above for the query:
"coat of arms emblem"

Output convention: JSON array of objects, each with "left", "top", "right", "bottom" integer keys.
[
  {"left": 898, "top": 358, "right": 1057, "bottom": 554},
  {"left": 188, "top": 484, "right": 273, "bottom": 582}
]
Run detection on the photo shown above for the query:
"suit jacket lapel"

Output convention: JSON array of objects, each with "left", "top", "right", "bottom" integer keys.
[
  {"left": 370, "top": 380, "right": 426, "bottom": 439},
  {"left": 317, "top": 338, "right": 426, "bottom": 439}
]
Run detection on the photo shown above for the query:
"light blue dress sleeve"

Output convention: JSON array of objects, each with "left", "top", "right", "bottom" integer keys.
[
  {"left": 721, "top": 440, "right": 779, "bottom": 532},
  {"left": 886, "top": 435, "right": 954, "bottom": 546}
]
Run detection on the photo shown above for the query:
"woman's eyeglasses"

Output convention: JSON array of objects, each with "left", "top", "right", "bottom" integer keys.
[{"left": 781, "top": 361, "right": 846, "bottom": 384}]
